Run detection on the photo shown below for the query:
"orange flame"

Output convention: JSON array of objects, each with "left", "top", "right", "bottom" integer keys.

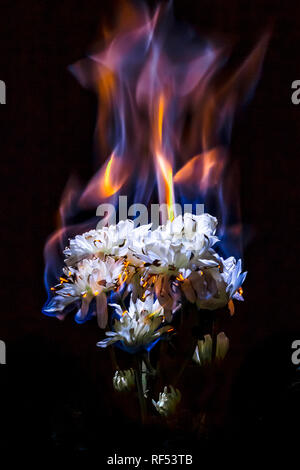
[
  {"left": 154, "top": 93, "right": 175, "bottom": 221},
  {"left": 103, "top": 153, "right": 124, "bottom": 197},
  {"left": 96, "top": 68, "right": 115, "bottom": 154},
  {"left": 79, "top": 152, "right": 128, "bottom": 207},
  {"left": 157, "top": 93, "right": 164, "bottom": 146},
  {"left": 97, "top": 68, "right": 115, "bottom": 104},
  {"left": 156, "top": 152, "right": 175, "bottom": 221},
  {"left": 174, "top": 147, "right": 226, "bottom": 193}
]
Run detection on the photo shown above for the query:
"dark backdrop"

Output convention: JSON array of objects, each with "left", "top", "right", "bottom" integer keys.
[{"left": 0, "top": 0, "right": 300, "bottom": 465}]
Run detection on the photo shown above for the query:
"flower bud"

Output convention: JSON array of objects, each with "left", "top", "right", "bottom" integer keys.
[
  {"left": 152, "top": 385, "right": 181, "bottom": 416},
  {"left": 193, "top": 332, "right": 229, "bottom": 365},
  {"left": 113, "top": 368, "right": 135, "bottom": 392}
]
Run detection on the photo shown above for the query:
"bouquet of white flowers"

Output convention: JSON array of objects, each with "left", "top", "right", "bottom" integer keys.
[{"left": 43, "top": 212, "right": 246, "bottom": 421}]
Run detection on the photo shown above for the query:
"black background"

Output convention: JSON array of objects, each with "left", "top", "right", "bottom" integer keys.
[{"left": 0, "top": 0, "right": 300, "bottom": 465}]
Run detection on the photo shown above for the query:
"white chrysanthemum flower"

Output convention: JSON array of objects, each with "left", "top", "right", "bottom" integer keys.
[
  {"left": 178, "top": 256, "right": 247, "bottom": 312},
  {"left": 154, "top": 213, "right": 218, "bottom": 242},
  {"left": 97, "top": 295, "right": 171, "bottom": 352},
  {"left": 64, "top": 220, "right": 146, "bottom": 266},
  {"left": 126, "top": 216, "right": 221, "bottom": 318},
  {"left": 63, "top": 229, "right": 100, "bottom": 266},
  {"left": 138, "top": 240, "right": 192, "bottom": 275},
  {"left": 43, "top": 256, "right": 125, "bottom": 328},
  {"left": 113, "top": 369, "right": 135, "bottom": 392},
  {"left": 193, "top": 332, "right": 229, "bottom": 365},
  {"left": 152, "top": 386, "right": 181, "bottom": 417},
  {"left": 134, "top": 214, "right": 218, "bottom": 273}
]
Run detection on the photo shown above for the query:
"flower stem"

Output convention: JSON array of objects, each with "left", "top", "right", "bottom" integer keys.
[
  {"left": 109, "top": 346, "right": 119, "bottom": 371},
  {"left": 134, "top": 355, "right": 147, "bottom": 424},
  {"left": 211, "top": 316, "right": 218, "bottom": 361},
  {"left": 172, "top": 304, "right": 199, "bottom": 386},
  {"left": 173, "top": 336, "right": 198, "bottom": 386}
]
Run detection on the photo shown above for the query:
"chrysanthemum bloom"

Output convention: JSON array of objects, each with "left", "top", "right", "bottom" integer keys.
[
  {"left": 193, "top": 332, "right": 229, "bottom": 365},
  {"left": 151, "top": 213, "right": 218, "bottom": 244},
  {"left": 131, "top": 214, "right": 220, "bottom": 318},
  {"left": 96, "top": 295, "right": 172, "bottom": 353},
  {"left": 43, "top": 256, "right": 125, "bottom": 328},
  {"left": 178, "top": 257, "right": 247, "bottom": 314},
  {"left": 128, "top": 215, "right": 246, "bottom": 318},
  {"left": 136, "top": 242, "right": 194, "bottom": 319},
  {"left": 152, "top": 386, "right": 181, "bottom": 417},
  {"left": 113, "top": 369, "right": 135, "bottom": 392},
  {"left": 63, "top": 220, "right": 143, "bottom": 266},
  {"left": 135, "top": 214, "right": 219, "bottom": 272}
]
